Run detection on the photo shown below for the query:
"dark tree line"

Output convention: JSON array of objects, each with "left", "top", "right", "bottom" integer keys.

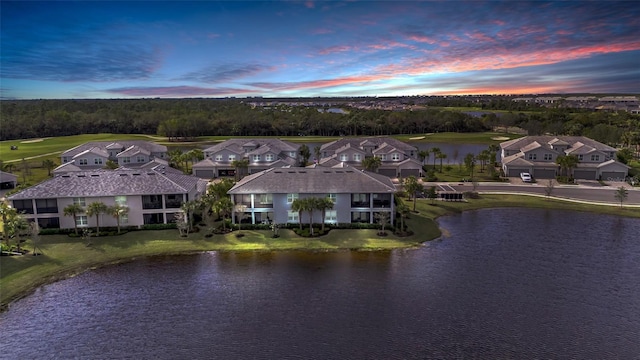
[{"left": 1, "top": 99, "right": 638, "bottom": 148}]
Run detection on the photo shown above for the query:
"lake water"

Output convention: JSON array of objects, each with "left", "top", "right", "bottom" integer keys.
[{"left": 1, "top": 209, "right": 639, "bottom": 359}]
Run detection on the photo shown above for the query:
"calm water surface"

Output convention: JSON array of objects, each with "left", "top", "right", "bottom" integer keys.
[{"left": 1, "top": 209, "right": 639, "bottom": 359}]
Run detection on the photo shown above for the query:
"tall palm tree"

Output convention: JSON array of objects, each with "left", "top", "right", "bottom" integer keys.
[
  {"left": 42, "top": 159, "right": 57, "bottom": 176},
  {"left": 396, "top": 201, "right": 410, "bottom": 233},
  {"left": 63, "top": 203, "right": 84, "bottom": 235},
  {"left": 556, "top": 155, "right": 579, "bottom": 178},
  {"left": 186, "top": 149, "right": 204, "bottom": 173},
  {"left": 303, "top": 198, "right": 317, "bottom": 236},
  {"left": 290, "top": 198, "right": 305, "bottom": 231},
  {"left": 430, "top": 147, "right": 441, "bottom": 169},
  {"left": 317, "top": 197, "right": 334, "bottom": 232},
  {"left": 362, "top": 156, "right": 382, "bottom": 172},
  {"left": 86, "top": 201, "right": 108, "bottom": 236},
  {"left": 213, "top": 197, "right": 233, "bottom": 231},
  {"left": 436, "top": 152, "right": 447, "bottom": 172},
  {"left": 403, "top": 176, "right": 422, "bottom": 212},
  {"left": 107, "top": 204, "right": 129, "bottom": 234},
  {"left": 231, "top": 158, "right": 249, "bottom": 180},
  {"left": 418, "top": 150, "right": 429, "bottom": 166}
]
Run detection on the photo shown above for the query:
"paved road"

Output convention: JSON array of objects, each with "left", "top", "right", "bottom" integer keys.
[{"left": 420, "top": 181, "right": 640, "bottom": 206}]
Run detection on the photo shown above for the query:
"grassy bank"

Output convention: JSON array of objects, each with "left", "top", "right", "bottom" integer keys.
[{"left": 2, "top": 194, "right": 639, "bottom": 311}]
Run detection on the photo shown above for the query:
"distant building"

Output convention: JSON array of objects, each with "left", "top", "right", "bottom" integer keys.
[
  {"left": 0, "top": 171, "right": 18, "bottom": 191},
  {"left": 500, "top": 136, "right": 630, "bottom": 181},
  {"left": 57, "top": 141, "right": 168, "bottom": 174},
  {"left": 316, "top": 137, "right": 422, "bottom": 178},
  {"left": 192, "top": 138, "right": 300, "bottom": 179}
]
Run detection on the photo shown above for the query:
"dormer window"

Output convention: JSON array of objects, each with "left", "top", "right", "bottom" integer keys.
[
  {"left": 215, "top": 154, "right": 223, "bottom": 161},
  {"left": 94, "top": 158, "right": 103, "bottom": 165},
  {"left": 340, "top": 154, "right": 348, "bottom": 161},
  {"left": 228, "top": 154, "right": 236, "bottom": 161},
  {"left": 79, "top": 159, "right": 88, "bottom": 165},
  {"left": 137, "top": 156, "right": 145, "bottom": 163},
  {"left": 265, "top": 154, "right": 274, "bottom": 161},
  {"left": 543, "top": 154, "right": 552, "bottom": 161},
  {"left": 391, "top": 153, "right": 401, "bottom": 161},
  {"left": 528, "top": 154, "right": 537, "bottom": 160},
  {"left": 253, "top": 154, "right": 261, "bottom": 162},
  {"left": 289, "top": 151, "right": 297, "bottom": 158},
  {"left": 353, "top": 154, "right": 361, "bottom": 161},
  {"left": 590, "top": 154, "right": 600, "bottom": 161},
  {"left": 378, "top": 154, "right": 386, "bottom": 161}
]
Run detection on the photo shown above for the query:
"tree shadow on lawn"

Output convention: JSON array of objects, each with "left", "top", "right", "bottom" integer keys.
[{"left": 0, "top": 252, "right": 64, "bottom": 278}]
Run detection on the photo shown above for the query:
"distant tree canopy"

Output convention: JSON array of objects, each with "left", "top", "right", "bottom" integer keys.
[{"left": 0, "top": 98, "right": 638, "bottom": 145}]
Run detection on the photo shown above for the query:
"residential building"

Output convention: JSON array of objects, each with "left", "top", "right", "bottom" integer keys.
[
  {"left": 56, "top": 141, "right": 168, "bottom": 174},
  {"left": 0, "top": 170, "right": 18, "bottom": 191},
  {"left": 7, "top": 169, "right": 208, "bottom": 230},
  {"left": 228, "top": 167, "right": 396, "bottom": 226},
  {"left": 192, "top": 138, "right": 300, "bottom": 179},
  {"left": 317, "top": 137, "right": 422, "bottom": 178},
  {"left": 500, "top": 136, "right": 630, "bottom": 180}
]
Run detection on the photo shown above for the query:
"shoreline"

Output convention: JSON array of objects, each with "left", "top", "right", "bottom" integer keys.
[{"left": 2, "top": 194, "right": 639, "bottom": 312}]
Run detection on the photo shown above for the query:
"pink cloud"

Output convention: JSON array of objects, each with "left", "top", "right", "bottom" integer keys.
[
  {"left": 305, "top": 1, "right": 314, "bottom": 9},
  {"left": 106, "top": 86, "right": 255, "bottom": 97},
  {"left": 318, "top": 45, "right": 353, "bottom": 55}
]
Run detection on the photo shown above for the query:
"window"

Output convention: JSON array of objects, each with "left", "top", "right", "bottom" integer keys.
[
  {"left": 289, "top": 151, "right": 297, "bottom": 158},
  {"left": 142, "top": 195, "right": 163, "bottom": 209},
  {"left": 287, "top": 193, "right": 298, "bottom": 204},
  {"left": 578, "top": 155, "right": 584, "bottom": 161},
  {"left": 543, "top": 154, "right": 553, "bottom": 161},
  {"left": 115, "top": 196, "right": 127, "bottom": 206},
  {"left": 351, "top": 211, "right": 370, "bottom": 223},
  {"left": 265, "top": 154, "right": 274, "bottom": 161},
  {"left": 528, "top": 153, "right": 537, "bottom": 160},
  {"left": 287, "top": 210, "right": 299, "bottom": 223},
  {"left": 94, "top": 158, "right": 103, "bottom": 165},
  {"left": 340, "top": 154, "right": 348, "bottom": 161},
  {"left": 215, "top": 154, "right": 223, "bottom": 161},
  {"left": 391, "top": 153, "right": 401, "bottom": 161},
  {"left": 326, "top": 193, "right": 337, "bottom": 203},
  {"left": 258, "top": 194, "right": 273, "bottom": 205},
  {"left": 252, "top": 154, "right": 261, "bottom": 162},
  {"left": 76, "top": 215, "right": 88, "bottom": 227},
  {"left": 351, "top": 193, "right": 369, "bottom": 207},
  {"left": 325, "top": 210, "right": 337, "bottom": 223},
  {"left": 122, "top": 157, "right": 131, "bottom": 163},
  {"left": 119, "top": 213, "right": 128, "bottom": 224},
  {"left": 63, "top": 157, "right": 69, "bottom": 163},
  {"left": 378, "top": 154, "right": 386, "bottom": 161},
  {"left": 228, "top": 154, "right": 236, "bottom": 161},
  {"left": 165, "top": 194, "right": 183, "bottom": 208},
  {"left": 591, "top": 154, "right": 600, "bottom": 161},
  {"left": 13, "top": 199, "right": 34, "bottom": 214},
  {"left": 35, "top": 199, "right": 58, "bottom": 213},
  {"left": 353, "top": 154, "right": 361, "bottom": 161},
  {"left": 137, "top": 156, "right": 145, "bottom": 163},
  {"left": 73, "top": 197, "right": 86, "bottom": 206},
  {"left": 79, "top": 158, "right": 88, "bottom": 165}
]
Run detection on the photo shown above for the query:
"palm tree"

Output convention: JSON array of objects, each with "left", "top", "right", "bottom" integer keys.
[
  {"left": 396, "top": 201, "right": 410, "bottom": 233},
  {"left": 362, "top": 156, "right": 382, "bottom": 172},
  {"left": 168, "top": 149, "right": 185, "bottom": 171},
  {"left": 107, "top": 204, "right": 129, "bottom": 234},
  {"left": 63, "top": 203, "right": 84, "bottom": 235},
  {"left": 436, "top": 152, "right": 447, "bottom": 172},
  {"left": 317, "top": 197, "right": 334, "bottom": 232},
  {"left": 213, "top": 197, "right": 233, "bottom": 231},
  {"left": 234, "top": 204, "right": 248, "bottom": 234},
  {"left": 430, "top": 147, "right": 441, "bottom": 169},
  {"left": 464, "top": 153, "right": 476, "bottom": 180},
  {"left": 86, "top": 201, "right": 108, "bottom": 236},
  {"left": 556, "top": 155, "right": 579, "bottom": 178},
  {"left": 403, "top": 176, "right": 422, "bottom": 212},
  {"left": 231, "top": 158, "right": 249, "bottom": 180},
  {"left": 303, "top": 198, "right": 317, "bottom": 236},
  {"left": 418, "top": 150, "right": 429, "bottom": 166},
  {"left": 314, "top": 145, "right": 322, "bottom": 163},
  {"left": 181, "top": 200, "right": 199, "bottom": 233},
  {"left": 42, "top": 159, "right": 56, "bottom": 176},
  {"left": 290, "top": 198, "right": 305, "bottom": 231},
  {"left": 299, "top": 144, "right": 311, "bottom": 166},
  {"left": 186, "top": 149, "right": 204, "bottom": 173},
  {"left": 477, "top": 150, "right": 490, "bottom": 172}
]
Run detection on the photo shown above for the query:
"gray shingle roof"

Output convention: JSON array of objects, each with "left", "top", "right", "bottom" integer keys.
[
  {"left": 8, "top": 169, "right": 204, "bottom": 200},
  {"left": 228, "top": 168, "right": 396, "bottom": 194},
  {"left": 321, "top": 137, "right": 417, "bottom": 153},
  {"left": 501, "top": 136, "right": 616, "bottom": 152},
  {"left": 203, "top": 138, "right": 299, "bottom": 154},
  {"left": 62, "top": 140, "right": 167, "bottom": 157}
]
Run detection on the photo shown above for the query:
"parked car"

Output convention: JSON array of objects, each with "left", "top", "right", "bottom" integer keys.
[{"left": 520, "top": 172, "right": 532, "bottom": 182}]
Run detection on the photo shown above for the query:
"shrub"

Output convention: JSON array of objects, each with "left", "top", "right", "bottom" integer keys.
[{"left": 141, "top": 223, "right": 177, "bottom": 230}]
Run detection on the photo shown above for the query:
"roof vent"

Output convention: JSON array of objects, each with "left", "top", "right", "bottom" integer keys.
[
  {"left": 119, "top": 173, "right": 128, "bottom": 176},
  {"left": 90, "top": 174, "right": 99, "bottom": 177},
  {"left": 77, "top": 174, "right": 85, "bottom": 177}
]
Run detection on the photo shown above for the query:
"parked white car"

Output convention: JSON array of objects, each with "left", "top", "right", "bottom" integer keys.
[{"left": 520, "top": 172, "right": 532, "bottom": 182}]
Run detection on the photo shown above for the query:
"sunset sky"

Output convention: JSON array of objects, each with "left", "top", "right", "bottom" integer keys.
[{"left": 1, "top": 1, "right": 639, "bottom": 99}]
